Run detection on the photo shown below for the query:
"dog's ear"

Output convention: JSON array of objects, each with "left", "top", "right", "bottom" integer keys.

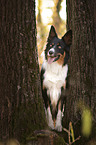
[
  {"left": 62, "top": 30, "right": 72, "bottom": 46},
  {"left": 47, "top": 25, "right": 57, "bottom": 42}
]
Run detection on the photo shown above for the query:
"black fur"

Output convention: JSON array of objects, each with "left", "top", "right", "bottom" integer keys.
[
  {"left": 40, "top": 25, "right": 72, "bottom": 131},
  {"left": 45, "top": 26, "right": 72, "bottom": 66}
]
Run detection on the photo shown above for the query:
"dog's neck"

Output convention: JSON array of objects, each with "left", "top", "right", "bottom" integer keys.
[{"left": 43, "top": 59, "right": 68, "bottom": 75}]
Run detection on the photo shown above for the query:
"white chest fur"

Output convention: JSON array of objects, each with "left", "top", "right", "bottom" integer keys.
[{"left": 42, "top": 60, "right": 68, "bottom": 106}]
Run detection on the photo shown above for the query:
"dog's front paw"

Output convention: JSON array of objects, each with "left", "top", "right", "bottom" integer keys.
[{"left": 55, "top": 125, "right": 62, "bottom": 132}]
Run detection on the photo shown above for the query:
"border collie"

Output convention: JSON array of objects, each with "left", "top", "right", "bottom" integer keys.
[{"left": 41, "top": 25, "right": 72, "bottom": 132}]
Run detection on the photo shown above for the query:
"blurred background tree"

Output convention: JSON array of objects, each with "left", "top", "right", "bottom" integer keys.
[{"left": 36, "top": 0, "right": 66, "bottom": 67}]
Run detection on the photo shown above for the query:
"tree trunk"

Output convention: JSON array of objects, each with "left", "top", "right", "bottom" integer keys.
[
  {"left": 0, "top": 0, "right": 47, "bottom": 142},
  {"left": 65, "top": 0, "right": 96, "bottom": 144}
]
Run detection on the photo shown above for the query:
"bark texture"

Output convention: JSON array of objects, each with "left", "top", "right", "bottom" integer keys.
[
  {"left": 0, "top": 0, "right": 47, "bottom": 142},
  {"left": 65, "top": 0, "right": 96, "bottom": 144}
]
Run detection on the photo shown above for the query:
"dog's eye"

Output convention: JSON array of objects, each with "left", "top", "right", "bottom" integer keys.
[
  {"left": 58, "top": 46, "right": 61, "bottom": 49},
  {"left": 50, "top": 43, "right": 54, "bottom": 47}
]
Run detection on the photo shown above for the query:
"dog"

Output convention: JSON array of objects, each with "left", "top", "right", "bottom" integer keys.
[{"left": 41, "top": 25, "right": 72, "bottom": 132}]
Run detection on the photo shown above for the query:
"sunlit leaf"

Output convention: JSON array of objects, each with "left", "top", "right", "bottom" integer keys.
[{"left": 82, "top": 108, "right": 92, "bottom": 137}]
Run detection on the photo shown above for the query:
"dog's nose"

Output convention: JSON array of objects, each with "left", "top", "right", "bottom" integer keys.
[{"left": 49, "top": 50, "right": 54, "bottom": 55}]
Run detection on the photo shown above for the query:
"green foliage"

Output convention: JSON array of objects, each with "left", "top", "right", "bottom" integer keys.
[
  {"left": 82, "top": 108, "right": 92, "bottom": 137},
  {"left": 76, "top": 100, "right": 93, "bottom": 137}
]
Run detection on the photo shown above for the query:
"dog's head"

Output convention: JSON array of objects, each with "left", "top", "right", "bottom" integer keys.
[{"left": 45, "top": 26, "right": 72, "bottom": 65}]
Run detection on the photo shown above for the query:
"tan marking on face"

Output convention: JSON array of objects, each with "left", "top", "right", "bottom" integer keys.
[{"left": 57, "top": 52, "right": 65, "bottom": 65}]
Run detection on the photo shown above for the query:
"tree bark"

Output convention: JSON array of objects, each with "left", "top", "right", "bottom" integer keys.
[
  {"left": 0, "top": 0, "right": 47, "bottom": 142},
  {"left": 65, "top": 0, "right": 96, "bottom": 144}
]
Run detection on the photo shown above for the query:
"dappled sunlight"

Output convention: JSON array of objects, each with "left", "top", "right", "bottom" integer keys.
[
  {"left": 36, "top": 0, "right": 66, "bottom": 67},
  {"left": 60, "top": 0, "right": 66, "bottom": 20}
]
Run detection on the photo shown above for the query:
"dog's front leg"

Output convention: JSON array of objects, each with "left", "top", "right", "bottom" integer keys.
[
  {"left": 46, "top": 106, "right": 54, "bottom": 130},
  {"left": 55, "top": 100, "right": 62, "bottom": 132}
]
